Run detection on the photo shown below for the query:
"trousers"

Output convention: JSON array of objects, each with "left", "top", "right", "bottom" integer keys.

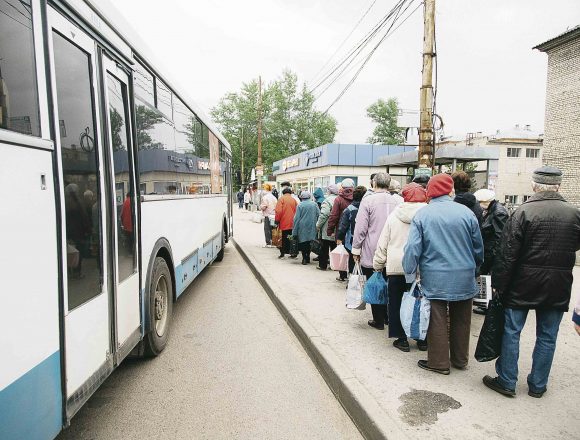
[
  {"left": 318, "top": 239, "right": 336, "bottom": 269},
  {"left": 280, "top": 229, "right": 292, "bottom": 256},
  {"left": 263, "top": 218, "right": 273, "bottom": 245},
  {"left": 427, "top": 298, "right": 473, "bottom": 370},
  {"left": 361, "top": 266, "right": 388, "bottom": 325}
]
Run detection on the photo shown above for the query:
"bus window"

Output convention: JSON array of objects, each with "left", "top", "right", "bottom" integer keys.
[
  {"left": 133, "top": 60, "right": 154, "bottom": 107},
  {"left": 156, "top": 79, "right": 172, "bottom": 119},
  {"left": 0, "top": 0, "right": 40, "bottom": 137},
  {"left": 52, "top": 31, "right": 102, "bottom": 310}
]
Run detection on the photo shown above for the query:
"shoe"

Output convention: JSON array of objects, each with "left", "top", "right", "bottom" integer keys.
[
  {"left": 482, "top": 375, "right": 515, "bottom": 397},
  {"left": 336, "top": 277, "right": 347, "bottom": 282},
  {"left": 316, "top": 266, "right": 327, "bottom": 271},
  {"left": 528, "top": 388, "right": 547, "bottom": 398},
  {"left": 417, "top": 360, "right": 450, "bottom": 375},
  {"left": 452, "top": 364, "right": 468, "bottom": 370},
  {"left": 313, "top": 257, "right": 319, "bottom": 261},
  {"left": 473, "top": 307, "right": 488, "bottom": 315},
  {"left": 393, "top": 338, "right": 410, "bottom": 352},
  {"left": 367, "top": 320, "right": 384, "bottom": 330},
  {"left": 301, "top": 259, "right": 308, "bottom": 265},
  {"left": 278, "top": 254, "right": 285, "bottom": 259},
  {"left": 289, "top": 254, "right": 298, "bottom": 259},
  {"left": 416, "top": 340, "right": 428, "bottom": 351}
]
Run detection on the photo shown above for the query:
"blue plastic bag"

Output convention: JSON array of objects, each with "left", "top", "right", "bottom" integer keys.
[
  {"left": 362, "top": 272, "right": 388, "bottom": 305},
  {"left": 400, "top": 281, "right": 431, "bottom": 341}
]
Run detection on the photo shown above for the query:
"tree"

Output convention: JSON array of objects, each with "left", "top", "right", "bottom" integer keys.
[
  {"left": 366, "top": 98, "right": 405, "bottom": 145},
  {"left": 211, "top": 70, "right": 337, "bottom": 184},
  {"left": 109, "top": 108, "right": 125, "bottom": 151},
  {"left": 135, "top": 105, "right": 163, "bottom": 150}
]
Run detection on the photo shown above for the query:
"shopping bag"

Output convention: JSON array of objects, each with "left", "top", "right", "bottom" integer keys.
[
  {"left": 362, "top": 272, "right": 388, "bottom": 305},
  {"left": 400, "top": 281, "right": 430, "bottom": 341},
  {"left": 271, "top": 228, "right": 282, "bottom": 248},
  {"left": 252, "top": 212, "right": 262, "bottom": 223},
  {"left": 311, "top": 238, "right": 322, "bottom": 255},
  {"left": 474, "top": 296, "right": 505, "bottom": 362},
  {"left": 329, "top": 244, "right": 349, "bottom": 271},
  {"left": 346, "top": 262, "right": 366, "bottom": 310}
]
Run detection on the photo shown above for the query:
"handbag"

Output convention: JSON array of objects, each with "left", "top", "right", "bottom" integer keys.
[
  {"left": 346, "top": 262, "right": 366, "bottom": 310},
  {"left": 474, "top": 296, "right": 505, "bottom": 362},
  {"left": 400, "top": 281, "right": 431, "bottom": 341},
  {"left": 362, "top": 272, "right": 388, "bottom": 305},
  {"left": 329, "top": 244, "right": 349, "bottom": 271},
  {"left": 311, "top": 238, "right": 322, "bottom": 255},
  {"left": 271, "top": 227, "right": 282, "bottom": 248}
]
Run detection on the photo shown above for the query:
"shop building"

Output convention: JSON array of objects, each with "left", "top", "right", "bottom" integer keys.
[{"left": 272, "top": 143, "right": 414, "bottom": 191}]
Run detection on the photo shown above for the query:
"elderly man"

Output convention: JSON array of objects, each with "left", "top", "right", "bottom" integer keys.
[
  {"left": 352, "top": 173, "right": 401, "bottom": 329},
  {"left": 483, "top": 166, "right": 580, "bottom": 398},
  {"left": 403, "top": 173, "right": 484, "bottom": 374}
]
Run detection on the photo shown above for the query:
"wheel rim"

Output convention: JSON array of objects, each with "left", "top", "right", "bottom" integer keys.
[{"left": 154, "top": 274, "right": 169, "bottom": 337}]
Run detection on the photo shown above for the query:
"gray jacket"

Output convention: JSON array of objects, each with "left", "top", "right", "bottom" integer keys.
[{"left": 316, "top": 194, "right": 337, "bottom": 241}]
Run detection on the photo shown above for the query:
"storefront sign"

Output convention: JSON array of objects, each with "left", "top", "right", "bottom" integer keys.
[
  {"left": 198, "top": 160, "right": 210, "bottom": 170},
  {"left": 168, "top": 155, "right": 194, "bottom": 169},
  {"left": 282, "top": 157, "right": 300, "bottom": 171},
  {"left": 305, "top": 149, "right": 323, "bottom": 166}
]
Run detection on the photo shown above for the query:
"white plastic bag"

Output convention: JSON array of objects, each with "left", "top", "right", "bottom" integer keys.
[
  {"left": 400, "top": 280, "right": 431, "bottom": 341},
  {"left": 330, "top": 244, "right": 349, "bottom": 271},
  {"left": 346, "top": 262, "right": 366, "bottom": 310}
]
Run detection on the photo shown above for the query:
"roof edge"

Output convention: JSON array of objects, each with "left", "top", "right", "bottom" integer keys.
[{"left": 534, "top": 25, "right": 580, "bottom": 52}]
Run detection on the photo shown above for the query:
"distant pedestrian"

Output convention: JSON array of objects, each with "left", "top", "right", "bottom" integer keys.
[
  {"left": 272, "top": 187, "right": 279, "bottom": 199},
  {"left": 313, "top": 186, "right": 325, "bottom": 208},
  {"left": 237, "top": 189, "right": 244, "bottom": 209},
  {"left": 243, "top": 190, "right": 251, "bottom": 210},
  {"left": 452, "top": 171, "right": 483, "bottom": 225},
  {"left": 483, "top": 166, "right": 580, "bottom": 398},
  {"left": 292, "top": 191, "right": 320, "bottom": 265},
  {"left": 363, "top": 173, "right": 377, "bottom": 198},
  {"left": 373, "top": 183, "right": 427, "bottom": 351},
  {"left": 336, "top": 185, "right": 367, "bottom": 273},
  {"left": 316, "top": 184, "right": 339, "bottom": 271},
  {"left": 275, "top": 187, "right": 298, "bottom": 259},
  {"left": 403, "top": 173, "right": 483, "bottom": 375},
  {"left": 352, "top": 173, "right": 401, "bottom": 329},
  {"left": 328, "top": 178, "right": 355, "bottom": 281},
  {"left": 260, "top": 183, "right": 278, "bottom": 247}
]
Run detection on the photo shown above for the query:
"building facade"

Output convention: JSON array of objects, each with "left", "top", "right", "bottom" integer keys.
[
  {"left": 272, "top": 144, "right": 413, "bottom": 192},
  {"left": 535, "top": 26, "right": 580, "bottom": 206}
]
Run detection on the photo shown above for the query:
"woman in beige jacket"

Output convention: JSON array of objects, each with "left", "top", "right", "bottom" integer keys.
[{"left": 373, "top": 183, "right": 427, "bottom": 352}]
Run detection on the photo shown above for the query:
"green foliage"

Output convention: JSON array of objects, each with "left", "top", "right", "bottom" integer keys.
[
  {"left": 366, "top": 98, "right": 405, "bottom": 145},
  {"left": 135, "top": 104, "right": 163, "bottom": 150},
  {"left": 109, "top": 107, "right": 125, "bottom": 151},
  {"left": 211, "top": 70, "right": 337, "bottom": 184}
]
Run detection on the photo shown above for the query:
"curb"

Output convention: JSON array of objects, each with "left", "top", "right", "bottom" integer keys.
[{"left": 232, "top": 238, "right": 408, "bottom": 440}]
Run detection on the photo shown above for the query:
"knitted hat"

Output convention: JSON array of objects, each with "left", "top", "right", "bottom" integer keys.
[
  {"left": 532, "top": 166, "right": 562, "bottom": 185},
  {"left": 341, "top": 178, "right": 355, "bottom": 188},
  {"left": 426, "top": 173, "right": 454, "bottom": 198},
  {"left": 474, "top": 188, "right": 495, "bottom": 202},
  {"left": 402, "top": 183, "right": 427, "bottom": 203},
  {"left": 299, "top": 190, "right": 311, "bottom": 200},
  {"left": 327, "top": 184, "right": 339, "bottom": 195},
  {"left": 388, "top": 179, "right": 402, "bottom": 192}
]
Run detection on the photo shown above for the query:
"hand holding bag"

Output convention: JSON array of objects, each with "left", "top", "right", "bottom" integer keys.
[
  {"left": 329, "top": 244, "right": 349, "bottom": 271},
  {"left": 311, "top": 238, "right": 322, "bottom": 256},
  {"left": 346, "top": 262, "right": 366, "bottom": 310},
  {"left": 271, "top": 227, "right": 282, "bottom": 248},
  {"left": 400, "top": 281, "right": 430, "bottom": 341},
  {"left": 474, "top": 295, "right": 505, "bottom": 362},
  {"left": 362, "top": 272, "right": 388, "bottom": 305}
]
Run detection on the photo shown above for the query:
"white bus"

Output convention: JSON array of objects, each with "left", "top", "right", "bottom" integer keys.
[{"left": 0, "top": 1, "right": 233, "bottom": 438}]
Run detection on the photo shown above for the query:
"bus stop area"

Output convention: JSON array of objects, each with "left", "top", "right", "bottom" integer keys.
[{"left": 232, "top": 210, "right": 579, "bottom": 440}]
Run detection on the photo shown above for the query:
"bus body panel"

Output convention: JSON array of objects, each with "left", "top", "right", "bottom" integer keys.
[{"left": 0, "top": 144, "right": 62, "bottom": 439}]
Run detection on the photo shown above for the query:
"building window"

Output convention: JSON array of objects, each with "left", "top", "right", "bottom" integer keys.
[
  {"left": 505, "top": 195, "right": 519, "bottom": 205},
  {"left": 506, "top": 148, "right": 521, "bottom": 158},
  {"left": 526, "top": 148, "right": 540, "bottom": 158},
  {"left": 523, "top": 195, "right": 532, "bottom": 202}
]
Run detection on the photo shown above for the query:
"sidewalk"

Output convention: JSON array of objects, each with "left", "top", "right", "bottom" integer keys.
[{"left": 232, "top": 209, "right": 579, "bottom": 440}]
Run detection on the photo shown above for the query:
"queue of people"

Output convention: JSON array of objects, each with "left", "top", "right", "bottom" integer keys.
[{"left": 255, "top": 165, "right": 580, "bottom": 399}]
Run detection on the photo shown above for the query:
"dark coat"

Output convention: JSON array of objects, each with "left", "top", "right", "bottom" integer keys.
[
  {"left": 336, "top": 200, "right": 360, "bottom": 248},
  {"left": 479, "top": 200, "right": 509, "bottom": 275},
  {"left": 327, "top": 187, "right": 353, "bottom": 237},
  {"left": 492, "top": 191, "right": 580, "bottom": 311},
  {"left": 454, "top": 192, "right": 483, "bottom": 226}
]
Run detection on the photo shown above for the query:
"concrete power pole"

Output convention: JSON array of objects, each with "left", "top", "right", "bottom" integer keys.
[
  {"left": 240, "top": 126, "right": 244, "bottom": 185},
  {"left": 418, "top": 0, "right": 435, "bottom": 171},
  {"left": 257, "top": 76, "right": 263, "bottom": 173}
]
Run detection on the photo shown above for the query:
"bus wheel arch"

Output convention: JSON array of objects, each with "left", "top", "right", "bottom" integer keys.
[{"left": 143, "top": 239, "right": 175, "bottom": 357}]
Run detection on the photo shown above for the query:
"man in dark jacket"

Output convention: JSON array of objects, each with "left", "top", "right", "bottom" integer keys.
[
  {"left": 452, "top": 171, "right": 483, "bottom": 225},
  {"left": 483, "top": 166, "right": 580, "bottom": 398},
  {"left": 336, "top": 185, "right": 366, "bottom": 273}
]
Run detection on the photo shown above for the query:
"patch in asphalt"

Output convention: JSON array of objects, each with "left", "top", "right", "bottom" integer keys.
[{"left": 398, "top": 389, "right": 461, "bottom": 426}]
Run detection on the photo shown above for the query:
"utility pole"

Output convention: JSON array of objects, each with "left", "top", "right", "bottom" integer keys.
[
  {"left": 418, "top": 0, "right": 435, "bottom": 171},
  {"left": 240, "top": 126, "right": 244, "bottom": 186},
  {"left": 257, "top": 76, "right": 263, "bottom": 171}
]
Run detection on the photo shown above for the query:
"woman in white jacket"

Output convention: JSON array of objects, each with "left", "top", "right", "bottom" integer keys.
[{"left": 373, "top": 183, "right": 428, "bottom": 352}]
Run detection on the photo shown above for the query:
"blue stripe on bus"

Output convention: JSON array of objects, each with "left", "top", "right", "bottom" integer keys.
[{"left": 0, "top": 351, "right": 62, "bottom": 440}]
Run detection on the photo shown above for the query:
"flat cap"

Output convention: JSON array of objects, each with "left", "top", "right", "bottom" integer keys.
[{"left": 532, "top": 166, "right": 562, "bottom": 185}]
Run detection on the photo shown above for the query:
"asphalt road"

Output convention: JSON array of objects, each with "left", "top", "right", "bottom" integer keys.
[{"left": 57, "top": 245, "right": 361, "bottom": 440}]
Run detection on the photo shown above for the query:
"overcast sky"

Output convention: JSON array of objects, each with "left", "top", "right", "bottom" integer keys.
[{"left": 114, "top": 0, "right": 580, "bottom": 143}]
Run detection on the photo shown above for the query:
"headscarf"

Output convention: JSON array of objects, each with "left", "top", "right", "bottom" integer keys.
[
  {"left": 402, "top": 183, "right": 427, "bottom": 203},
  {"left": 299, "top": 190, "right": 312, "bottom": 200},
  {"left": 327, "top": 184, "right": 339, "bottom": 195},
  {"left": 474, "top": 189, "right": 495, "bottom": 202},
  {"left": 426, "top": 174, "right": 454, "bottom": 199},
  {"left": 313, "top": 187, "right": 325, "bottom": 203}
]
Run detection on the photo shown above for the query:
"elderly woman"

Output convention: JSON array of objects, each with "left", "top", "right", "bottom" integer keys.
[
  {"left": 328, "top": 178, "right": 355, "bottom": 281},
  {"left": 260, "top": 183, "right": 278, "bottom": 247},
  {"left": 316, "top": 184, "right": 339, "bottom": 270},
  {"left": 373, "top": 183, "right": 428, "bottom": 351},
  {"left": 275, "top": 187, "right": 298, "bottom": 258},
  {"left": 292, "top": 191, "right": 320, "bottom": 265},
  {"left": 352, "top": 172, "right": 402, "bottom": 330},
  {"left": 313, "top": 185, "right": 325, "bottom": 208},
  {"left": 452, "top": 171, "right": 483, "bottom": 225}
]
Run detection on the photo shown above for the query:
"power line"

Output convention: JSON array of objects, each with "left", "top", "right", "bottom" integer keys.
[
  {"left": 322, "top": 0, "right": 422, "bottom": 115},
  {"left": 309, "top": 0, "right": 378, "bottom": 85}
]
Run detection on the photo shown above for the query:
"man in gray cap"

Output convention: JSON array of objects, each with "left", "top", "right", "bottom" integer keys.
[{"left": 483, "top": 166, "right": 580, "bottom": 398}]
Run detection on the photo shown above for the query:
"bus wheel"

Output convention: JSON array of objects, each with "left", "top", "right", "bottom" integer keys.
[
  {"left": 214, "top": 226, "right": 226, "bottom": 262},
  {"left": 144, "top": 257, "right": 173, "bottom": 356}
]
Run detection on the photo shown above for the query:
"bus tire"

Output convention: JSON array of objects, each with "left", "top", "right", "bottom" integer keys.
[
  {"left": 144, "top": 257, "right": 173, "bottom": 357},
  {"left": 214, "top": 226, "right": 226, "bottom": 262}
]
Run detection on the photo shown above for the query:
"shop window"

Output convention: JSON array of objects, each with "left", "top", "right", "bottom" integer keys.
[
  {"left": 335, "top": 176, "right": 358, "bottom": 186},
  {"left": 0, "top": 0, "right": 40, "bottom": 136}
]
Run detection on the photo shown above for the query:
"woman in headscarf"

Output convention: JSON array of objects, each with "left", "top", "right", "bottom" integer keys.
[
  {"left": 313, "top": 185, "right": 325, "bottom": 208},
  {"left": 316, "top": 184, "right": 339, "bottom": 270},
  {"left": 260, "top": 183, "right": 278, "bottom": 247},
  {"left": 373, "top": 182, "right": 428, "bottom": 351},
  {"left": 292, "top": 191, "right": 320, "bottom": 265},
  {"left": 328, "top": 178, "right": 355, "bottom": 281}
]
